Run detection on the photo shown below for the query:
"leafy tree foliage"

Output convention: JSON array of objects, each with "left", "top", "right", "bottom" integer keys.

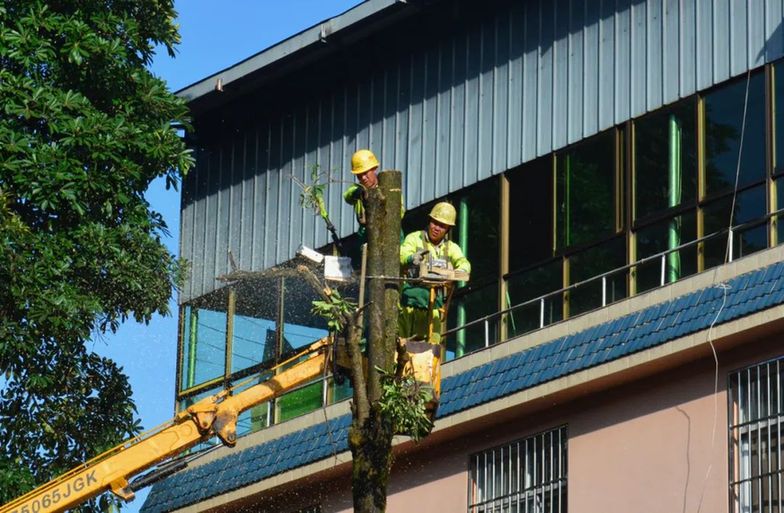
[{"left": 0, "top": 1, "right": 192, "bottom": 508}]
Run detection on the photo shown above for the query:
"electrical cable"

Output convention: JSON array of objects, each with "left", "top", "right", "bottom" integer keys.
[{"left": 695, "top": 67, "right": 752, "bottom": 513}]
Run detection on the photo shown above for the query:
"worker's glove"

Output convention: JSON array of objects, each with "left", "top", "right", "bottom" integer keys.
[
  {"left": 353, "top": 186, "right": 367, "bottom": 201},
  {"left": 410, "top": 248, "right": 429, "bottom": 266}
]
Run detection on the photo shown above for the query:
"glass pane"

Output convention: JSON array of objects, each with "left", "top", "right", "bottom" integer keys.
[
  {"left": 775, "top": 61, "right": 784, "bottom": 173},
  {"left": 703, "top": 185, "right": 768, "bottom": 267},
  {"left": 704, "top": 71, "right": 766, "bottom": 197},
  {"left": 508, "top": 156, "right": 554, "bottom": 270},
  {"left": 452, "top": 178, "right": 500, "bottom": 283},
  {"left": 635, "top": 211, "right": 698, "bottom": 293},
  {"left": 568, "top": 236, "right": 627, "bottom": 316},
  {"left": 505, "top": 259, "right": 564, "bottom": 335},
  {"left": 180, "top": 290, "right": 228, "bottom": 391},
  {"left": 634, "top": 97, "right": 698, "bottom": 220},
  {"left": 232, "top": 375, "right": 272, "bottom": 437},
  {"left": 327, "top": 375, "right": 353, "bottom": 405},
  {"left": 445, "top": 281, "right": 499, "bottom": 359},
  {"left": 236, "top": 404, "right": 270, "bottom": 437},
  {"left": 276, "top": 380, "right": 323, "bottom": 423},
  {"left": 704, "top": 222, "right": 768, "bottom": 269},
  {"left": 778, "top": 178, "right": 784, "bottom": 245},
  {"left": 556, "top": 130, "right": 616, "bottom": 249},
  {"left": 233, "top": 278, "right": 280, "bottom": 374},
  {"left": 282, "top": 276, "right": 330, "bottom": 351}
]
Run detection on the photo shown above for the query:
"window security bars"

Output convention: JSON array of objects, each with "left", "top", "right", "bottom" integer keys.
[
  {"left": 468, "top": 426, "right": 567, "bottom": 513},
  {"left": 729, "top": 357, "right": 784, "bottom": 513}
]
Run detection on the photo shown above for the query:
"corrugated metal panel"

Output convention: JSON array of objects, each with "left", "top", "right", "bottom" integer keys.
[{"left": 180, "top": 0, "right": 784, "bottom": 302}]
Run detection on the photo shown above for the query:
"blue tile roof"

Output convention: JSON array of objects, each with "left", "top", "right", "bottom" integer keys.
[{"left": 142, "top": 260, "right": 784, "bottom": 513}]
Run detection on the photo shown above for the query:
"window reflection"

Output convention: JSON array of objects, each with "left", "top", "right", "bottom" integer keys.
[
  {"left": 568, "top": 236, "right": 627, "bottom": 316},
  {"left": 556, "top": 130, "right": 617, "bottom": 249},
  {"left": 634, "top": 98, "right": 697, "bottom": 220},
  {"left": 505, "top": 259, "right": 563, "bottom": 335},
  {"left": 703, "top": 184, "right": 768, "bottom": 267},
  {"left": 774, "top": 62, "right": 784, "bottom": 173},
  {"left": 233, "top": 279, "right": 279, "bottom": 374},
  {"left": 282, "top": 275, "right": 330, "bottom": 349},
  {"left": 509, "top": 156, "right": 554, "bottom": 270},
  {"left": 181, "top": 289, "right": 229, "bottom": 389},
  {"left": 446, "top": 281, "right": 499, "bottom": 358},
  {"left": 635, "top": 212, "right": 698, "bottom": 293},
  {"left": 704, "top": 71, "right": 765, "bottom": 197}
]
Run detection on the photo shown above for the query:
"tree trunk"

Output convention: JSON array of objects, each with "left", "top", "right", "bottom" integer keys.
[{"left": 348, "top": 170, "right": 401, "bottom": 513}]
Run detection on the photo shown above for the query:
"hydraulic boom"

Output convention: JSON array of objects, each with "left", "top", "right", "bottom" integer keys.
[{"left": 0, "top": 338, "right": 331, "bottom": 513}]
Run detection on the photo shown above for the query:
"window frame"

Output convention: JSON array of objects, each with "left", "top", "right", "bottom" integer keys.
[{"left": 728, "top": 356, "right": 784, "bottom": 513}]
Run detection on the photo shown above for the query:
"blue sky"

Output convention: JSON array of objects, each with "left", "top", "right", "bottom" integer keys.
[{"left": 91, "top": 1, "right": 362, "bottom": 510}]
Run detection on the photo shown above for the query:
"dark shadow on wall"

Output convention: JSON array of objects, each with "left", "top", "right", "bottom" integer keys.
[{"left": 759, "top": 14, "right": 784, "bottom": 65}]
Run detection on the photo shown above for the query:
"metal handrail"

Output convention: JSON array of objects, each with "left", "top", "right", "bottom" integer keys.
[{"left": 443, "top": 209, "right": 782, "bottom": 348}]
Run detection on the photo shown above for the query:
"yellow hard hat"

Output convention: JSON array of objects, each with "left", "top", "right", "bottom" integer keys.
[
  {"left": 429, "top": 202, "right": 456, "bottom": 226},
  {"left": 351, "top": 149, "right": 379, "bottom": 175}
]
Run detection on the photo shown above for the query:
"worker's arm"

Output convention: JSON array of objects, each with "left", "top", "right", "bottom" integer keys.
[
  {"left": 343, "top": 184, "right": 363, "bottom": 205},
  {"left": 400, "top": 231, "right": 423, "bottom": 266},
  {"left": 447, "top": 241, "right": 471, "bottom": 274}
]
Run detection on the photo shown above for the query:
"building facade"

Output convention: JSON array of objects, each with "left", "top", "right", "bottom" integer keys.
[{"left": 142, "top": 0, "right": 784, "bottom": 512}]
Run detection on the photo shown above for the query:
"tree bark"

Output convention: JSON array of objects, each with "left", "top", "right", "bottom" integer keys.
[{"left": 348, "top": 170, "right": 401, "bottom": 513}]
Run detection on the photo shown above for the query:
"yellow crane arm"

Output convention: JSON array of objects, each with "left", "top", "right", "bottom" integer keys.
[{"left": 0, "top": 338, "right": 331, "bottom": 513}]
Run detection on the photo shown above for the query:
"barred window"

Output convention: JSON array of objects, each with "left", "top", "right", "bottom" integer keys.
[
  {"left": 729, "top": 357, "right": 784, "bottom": 513},
  {"left": 468, "top": 426, "right": 567, "bottom": 513}
]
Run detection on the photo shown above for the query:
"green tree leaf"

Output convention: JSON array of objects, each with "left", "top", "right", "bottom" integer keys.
[{"left": 0, "top": 1, "right": 193, "bottom": 510}]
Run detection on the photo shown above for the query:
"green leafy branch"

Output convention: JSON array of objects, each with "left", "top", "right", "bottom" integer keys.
[
  {"left": 293, "top": 164, "right": 329, "bottom": 219},
  {"left": 311, "top": 288, "right": 357, "bottom": 332},
  {"left": 376, "top": 367, "right": 434, "bottom": 442}
]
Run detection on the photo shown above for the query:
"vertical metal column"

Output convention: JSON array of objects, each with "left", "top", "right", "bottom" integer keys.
[
  {"left": 224, "top": 287, "right": 236, "bottom": 387},
  {"left": 456, "top": 197, "right": 469, "bottom": 357},
  {"left": 668, "top": 114, "right": 682, "bottom": 283},
  {"left": 187, "top": 307, "right": 198, "bottom": 389},
  {"left": 273, "top": 277, "right": 286, "bottom": 424}
]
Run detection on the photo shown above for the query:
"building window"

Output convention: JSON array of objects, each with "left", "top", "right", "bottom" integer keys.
[
  {"left": 468, "top": 426, "right": 567, "bottom": 513},
  {"left": 181, "top": 288, "right": 230, "bottom": 389},
  {"left": 177, "top": 264, "right": 350, "bottom": 438},
  {"left": 556, "top": 130, "right": 618, "bottom": 250},
  {"left": 632, "top": 97, "right": 699, "bottom": 293},
  {"left": 702, "top": 69, "right": 768, "bottom": 269},
  {"left": 728, "top": 356, "right": 784, "bottom": 513}
]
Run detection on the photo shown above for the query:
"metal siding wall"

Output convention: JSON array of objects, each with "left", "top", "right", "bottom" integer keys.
[{"left": 180, "top": 0, "right": 784, "bottom": 302}]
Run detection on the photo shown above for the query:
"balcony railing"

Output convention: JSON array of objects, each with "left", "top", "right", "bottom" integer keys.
[{"left": 443, "top": 211, "right": 780, "bottom": 354}]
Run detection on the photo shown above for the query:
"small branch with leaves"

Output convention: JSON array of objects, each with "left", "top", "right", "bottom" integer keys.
[
  {"left": 292, "top": 165, "right": 344, "bottom": 253},
  {"left": 375, "top": 367, "right": 435, "bottom": 442},
  {"left": 297, "top": 264, "right": 370, "bottom": 420}
]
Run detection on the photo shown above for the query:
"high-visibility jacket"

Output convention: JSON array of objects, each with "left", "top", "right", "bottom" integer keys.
[{"left": 399, "top": 230, "right": 471, "bottom": 309}]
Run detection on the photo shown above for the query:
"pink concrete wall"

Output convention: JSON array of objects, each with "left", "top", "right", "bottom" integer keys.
[
  {"left": 238, "top": 337, "right": 783, "bottom": 513},
  {"left": 569, "top": 360, "right": 728, "bottom": 513}
]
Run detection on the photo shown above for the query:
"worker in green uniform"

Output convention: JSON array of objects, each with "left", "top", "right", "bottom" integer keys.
[
  {"left": 343, "top": 149, "right": 379, "bottom": 243},
  {"left": 399, "top": 202, "right": 471, "bottom": 345}
]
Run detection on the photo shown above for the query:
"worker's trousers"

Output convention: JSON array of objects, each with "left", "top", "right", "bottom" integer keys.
[{"left": 399, "top": 305, "right": 442, "bottom": 345}]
